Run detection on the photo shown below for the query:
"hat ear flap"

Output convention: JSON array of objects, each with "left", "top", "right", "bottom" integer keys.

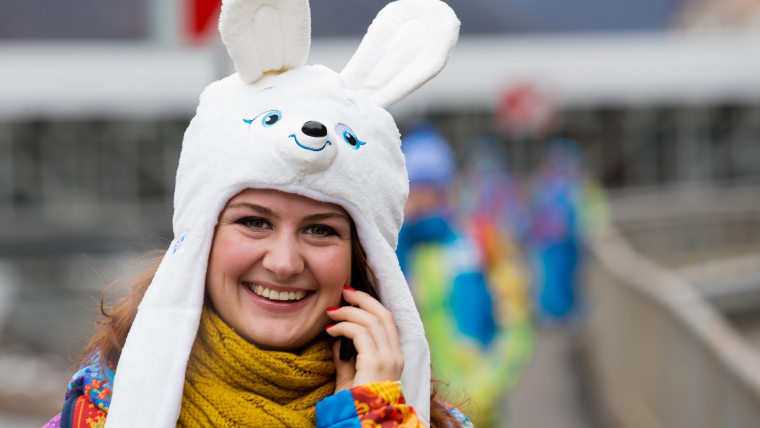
[
  {"left": 220, "top": 0, "right": 311, "bottom": 83},
  {"left": 340, "top": 0, "right": 460, "bottom": 108}
]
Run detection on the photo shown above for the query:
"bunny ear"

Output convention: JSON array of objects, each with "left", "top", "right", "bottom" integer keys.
[
  {"left": 220, "top": 0, "right": 311, "bottom": 83},
  {"left": 340, "top": 0, "right": 460, "bottom": 108}
]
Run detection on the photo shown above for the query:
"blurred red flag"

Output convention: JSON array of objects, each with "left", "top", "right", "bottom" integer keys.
[
  {"left": 496, "top": 82, "right": 556, "bottom": 137},
  {"left": 189, "top": 0, "right": 222, "bottom": 41}
]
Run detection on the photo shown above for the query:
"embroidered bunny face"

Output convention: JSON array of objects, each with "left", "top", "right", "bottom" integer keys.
[{"left": 239, "top": 66, "right": 377, "bottom": 175}]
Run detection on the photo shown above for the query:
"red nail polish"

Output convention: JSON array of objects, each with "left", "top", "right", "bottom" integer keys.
[
  {"left": 325, "top": 324, "right": 336, "bottom": 330},
  {"left": 326, "top": 306, "right": 340, "bottom": 312},
  {"left": 344, "top": 285, "right": 356, "bottom": 292}
]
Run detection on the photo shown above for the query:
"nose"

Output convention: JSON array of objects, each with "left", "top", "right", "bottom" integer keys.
[
  {"left": 302, "top": 121, "right": 327, "bottom": 137},
  {"left": 262, "top": 234, "right": 304, "bottom": 279}
]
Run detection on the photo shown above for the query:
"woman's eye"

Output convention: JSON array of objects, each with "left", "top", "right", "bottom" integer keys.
[
  {"left": 237, "top": 217, "right": 269, "bottom": 230},
  {"left": 335, "top": 123, "right": 366, "bottom": 150},
  {"left": 306, "top": 225, "right": 337, "bottom": 237},
  {"left": 261, "top": 110, "right": 281, "bottom": 127}
]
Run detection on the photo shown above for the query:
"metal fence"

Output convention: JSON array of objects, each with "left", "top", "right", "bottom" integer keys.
[{"left": 583, "top": 183, "right": 760, "bottom": 428}]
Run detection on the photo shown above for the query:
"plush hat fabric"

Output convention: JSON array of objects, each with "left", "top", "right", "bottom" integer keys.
[{"left": 104, "top": 1, "right": 460, "bottom": 427}]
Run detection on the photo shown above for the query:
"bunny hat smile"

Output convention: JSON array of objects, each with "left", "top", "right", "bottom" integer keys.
[{"left": 105, "top": 0, "right": 459, "bottom": 426}]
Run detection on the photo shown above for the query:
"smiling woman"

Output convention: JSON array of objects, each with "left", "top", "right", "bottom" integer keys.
[
  {"left": 42, "top": 0, "right": 468, "bottom": 427},
  {"left": 206, "top": 189, "right": 354, "bottom": 351},
  {"left": 45, "top": 188, "right": 467, "bottom": 427}
]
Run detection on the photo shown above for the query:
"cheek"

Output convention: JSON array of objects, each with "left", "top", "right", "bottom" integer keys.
[
  {"left": 311, "top": 246, "right": 352, "bottom": 290},
  {"left": 207, "top": 230, "right": 253, "bottom": 284}
]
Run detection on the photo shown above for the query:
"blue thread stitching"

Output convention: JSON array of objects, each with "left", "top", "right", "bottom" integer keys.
[{"left": 289, "top": 134, "right": 331, "bottom": 152}]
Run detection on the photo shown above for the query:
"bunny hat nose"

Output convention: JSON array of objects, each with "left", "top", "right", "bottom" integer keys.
[
  {"left": 275, "top": 119, "right": 336, "bottom": 174},
  {"left": 302, "top": 121, "right": 327, "bottom": 137}
]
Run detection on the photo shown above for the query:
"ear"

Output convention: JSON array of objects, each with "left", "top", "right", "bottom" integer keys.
[
  {"left": 340, "top": 0, "right": 460, "bottom": 108},
  {"left": 220, "top": 0, "right": 311, "bottom": 83}
]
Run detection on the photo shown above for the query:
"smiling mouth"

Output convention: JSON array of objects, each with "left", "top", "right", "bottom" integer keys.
[
  {"left": 244, "top": 282, "right": 310, "bottom": 302},
  {"left": 288, "top": 134, "right": 331, "bottom": 152}
]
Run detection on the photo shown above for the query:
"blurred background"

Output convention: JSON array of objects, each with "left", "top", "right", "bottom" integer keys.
[{"left": 2, "top": 0, "right": 760, "bottom": 427}]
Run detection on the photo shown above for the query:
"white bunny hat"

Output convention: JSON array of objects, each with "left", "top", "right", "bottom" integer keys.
[{"left": 105, "top": 0, "right": 459, "bottom": 426}]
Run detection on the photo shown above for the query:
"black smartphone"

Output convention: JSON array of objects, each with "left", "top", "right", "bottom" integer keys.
[
  {"left": 339, "top": 335, "right": 357, "bottom": 361},
  {"left": 338, "top": 297, "right": 358, "bottom": 361}
]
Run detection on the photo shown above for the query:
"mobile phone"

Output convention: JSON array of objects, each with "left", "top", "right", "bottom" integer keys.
[
  {"left": 338, "top": 297, "right": 358, "bottom": 361},
  {"left": 339, "top": 336, "right": 357, "bottom": 361}
]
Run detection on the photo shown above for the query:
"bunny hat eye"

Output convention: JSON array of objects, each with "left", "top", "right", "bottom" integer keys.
[
  {"left": 335, "top": 123, "right": 366, "bottom": 150},
  {"left": 243, "top": 110, "right": 282, "bottom": 127},
  {"left": 261, "top": 110, "right": 281, "bottom": 127}
]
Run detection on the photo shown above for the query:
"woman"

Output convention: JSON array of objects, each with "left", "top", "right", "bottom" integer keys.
[
  {"left": 44, "top": 0, "right": 470, "bottom": 426},
  {"left": 45, "top": 189, "right": 470, "bottom": 427}
]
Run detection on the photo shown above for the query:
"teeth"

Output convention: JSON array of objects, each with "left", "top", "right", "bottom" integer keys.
[{"left": 248, "top": 283, "right": 307, "bottom": 301}]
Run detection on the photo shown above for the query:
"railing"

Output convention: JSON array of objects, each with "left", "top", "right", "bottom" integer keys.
[{"left": 582, "top": 183, "right": 760, "bottom": 428}]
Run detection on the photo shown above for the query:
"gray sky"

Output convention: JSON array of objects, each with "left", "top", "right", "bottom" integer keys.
[{"left": 0, "top": 0, "right": 689, "bottom": 40}]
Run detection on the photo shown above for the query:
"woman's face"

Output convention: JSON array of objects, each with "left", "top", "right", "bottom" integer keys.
[{"left": 206, "top": 188, "right": 353, "bottom": 351}]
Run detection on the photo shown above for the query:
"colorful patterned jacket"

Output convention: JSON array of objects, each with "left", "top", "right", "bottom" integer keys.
[
  {"left": 42, "top": 358, "right": 473, "bottom": 428},
  {"left": 397, "top": 213, "right": 534, "bottom": 427}
]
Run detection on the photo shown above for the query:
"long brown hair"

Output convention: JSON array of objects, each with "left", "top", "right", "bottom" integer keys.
[
  {"left": 79, "top": 251, "right": 162, "bottom": 369},
  {"left": 82, "top": 223, "right": 465, "bottom": 427}
]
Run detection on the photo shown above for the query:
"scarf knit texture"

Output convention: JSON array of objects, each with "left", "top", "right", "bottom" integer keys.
[{"left": 177, "top": 307, "right": 336, "bottom": 427}]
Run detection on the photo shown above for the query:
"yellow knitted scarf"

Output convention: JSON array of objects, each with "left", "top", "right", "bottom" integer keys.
[{"left": 177, "top": 307, "right": 336, "bottom": 427}]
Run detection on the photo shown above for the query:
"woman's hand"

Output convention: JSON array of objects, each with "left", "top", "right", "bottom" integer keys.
[{"left": 325, "top": 286, "right": 404, "bottom": 392}]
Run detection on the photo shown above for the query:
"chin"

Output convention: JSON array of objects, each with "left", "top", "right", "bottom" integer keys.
[
  {"left": 254, "top": 338, "right": 307, "bottom": 352},
  {"left": 247, "top": 328, "right": 315, "bottom": 352}
]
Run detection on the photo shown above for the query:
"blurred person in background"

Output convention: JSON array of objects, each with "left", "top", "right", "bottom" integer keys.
[
  {"left": 456, "top": 137, "right": 530, "bottom": 243},
  {"left": 397, "top": 123, "right": 533, "bottom": 427},
  {"left": 527, "top": 137, "right": 609, "bottom": 324},
  {"left": 454, "top": 135, "right": 534, "bottom": 389}
]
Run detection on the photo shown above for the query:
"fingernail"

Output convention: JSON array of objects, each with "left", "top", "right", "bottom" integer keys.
[
  {"left": 344, "top": 285, "right": 356, "bottom": 292},
  {"left": 325, "top": 324, "right": 336, "bottom": 330},
  {"left": 326, "top": 306, "right": 340, "bottom": 312}
]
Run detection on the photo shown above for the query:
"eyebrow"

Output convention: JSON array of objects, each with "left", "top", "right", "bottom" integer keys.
[
  {"left": 304, "top": 212, "right": 351, "bottom": 223},
  {"left": 225, "top": 202, "right": 350, "bottom": 223},
  {"left": 226, "top": 202, "right": 276, "bottom": 217}
]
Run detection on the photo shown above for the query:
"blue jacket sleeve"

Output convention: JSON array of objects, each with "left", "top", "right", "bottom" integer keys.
[{"left": 315, "top": 389, "right": 362, "bottom": 428}]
